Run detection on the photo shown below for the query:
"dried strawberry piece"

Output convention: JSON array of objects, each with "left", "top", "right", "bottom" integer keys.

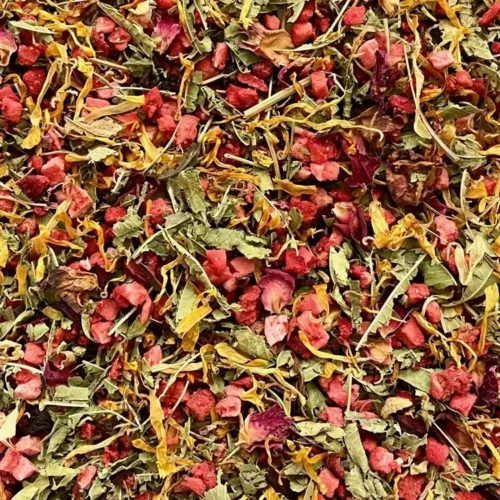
[
  {"left": 310, "top": 71, "right": 329, "bottom": 99},
  {"left": 213, "top": 42, "right": 229, "bottom": 70},
  {"left": 479, "top": 2, "right": 500, "bottom": 27},
  {"left": 297, "top": 1, "right": 314, "bottom": 22},
  {"left": 17, "top": 43, "right": 45, "bottom": 66},
  {"left": 226, "top": 85, "right": 260, "bottom": 110},
  {"left": 343, "top": 6, "right": 367, "bottom": 26},
  {"left": 430, "top": 367, "right": 472, "bottom": 401},
  {"left": 398, "top": 474, "right": 427, "bottom": 500},
  {"left": 2, "top": 97, "right": 23, "bottom": 123},
  {"left": 388, "top": 95, "right": 415, "bottom": 114},
  {"left": 426, "top": 437, "right": 449, "bottom": 466},
  {"left": 290, "top": 22, "right": 315, "bottom": 47},
  {"left": 262, "top": 14, "right": 280, "bottom": 30},
  {"left": 237, "top": 72, "right": 269, "bottom": 92},
  {"left": 395, "top": 317, "right": 426, "bottom": 348},
  {"left": 18, "top": 175, "right": 50, "bottom": 200},
  {"left": 252, "top": 61, "right": 274, "bottom": 79},
  {"left": 319, "top": 468, "right": 340, "bottom": 498},
  {"left": 425, "top": 302, "right": 442, "bottom": 323},
  {"left": 185, "top": 389, "right": 215, "bottom": 421},
  {"left": 234, "top": 285, "right": 261, "bottom": 326},
  {"left": 358, "top": 39, "right": 379, "bottom": 69},
  {"left": 143, "top": 87, "right": 163, "bottom": 120},
  {"left": 174, "top": 115, "right": 199, "bottom": 149}
]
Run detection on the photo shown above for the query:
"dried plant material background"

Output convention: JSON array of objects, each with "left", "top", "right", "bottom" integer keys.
[{"left": 0, "top": 0, "right": 499, "bottom": 499}]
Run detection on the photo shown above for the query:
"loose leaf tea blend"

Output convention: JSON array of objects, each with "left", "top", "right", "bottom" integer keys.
[{"left": 0, "top": 0, "right": 499, "bottom": 499}]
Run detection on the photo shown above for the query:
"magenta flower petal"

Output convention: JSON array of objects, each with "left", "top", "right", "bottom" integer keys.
[{"left": 259, "top": 269, "right": 295, "bottom": 313}]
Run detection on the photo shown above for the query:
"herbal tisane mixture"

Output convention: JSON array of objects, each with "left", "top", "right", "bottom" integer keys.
[{"left": 0, "top": 0, "right": 499, "bottom": 498}]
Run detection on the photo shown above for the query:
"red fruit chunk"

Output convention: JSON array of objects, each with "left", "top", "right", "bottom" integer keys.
[
  {"left": 369, "top": 446, "right": 401, "bottom": 474},
  {"left": 108, "top": 27, "right": 131, "bottom": 51},
  {"left": 395, "top": 317, "right": 426, "bottom": 348},
  {"left": 174, "top": 115, "right": 199, "bottom": 149},
  {"left": 2, "top": 97, "right": 23, "bottom": 123},
  {"left": 185, "top": 389, "right": 216, "bottom": 421},
  {"left": 428, "top": 50, "right": 454, "bottom": 70},
  {"left": 237, "top": 72, "right": 269, "bottom": 92},
  {"left": 297, "top": 1, "right": 314, "bottom": 22},
  {"left": 234, "top": 285, "right": 261, "bottom": 326},
  {"left": 144, "top": 345, "right": 162, "bottom": 366},
  {"left": 358, "top": 39, "right": 379, "bottom": 69},
  {"left": 430, "top": 367, "right": 472, "bottom": 401},
  {"left": 455, "top": 70, "right": 473, "bottom": 89},
  {"left": 343, "top": 6, "right": 367, "bottom": 26},
  {"left": 215, "top": 396, "right": 241, "bottom": 417},
  {"left": 426, "top": 437, "right": 449, "bottom": 466},
  {"left": 226, "top": 85, "right": 260, "bottom": 110},
  {"left": 41, "top": 157, "right": 65, "bottom": 185},
  {"left": 398, "top": 474, "right": 427, "bottom": 500},
  {"left": 143, "top": 87, "right": 163, "bottom": 120},
  {"left": 203, "top": 249, "right": 232, "bottom": 286},
  {"left": 176, "top": 477, "right": 207, "bottom": 495},
  {"left": 253, "top": 61, "right": 274, "bottom": 79},
  {"left": 95, "top": 17, "right": 116, "bottom": 34},
  {"left": 0, "top": 86, "right": 19, "bottom": 105},
  {"left": 435, "top": 215, "right": 458, "bottom": 246},
  {"left": 297, "top": 311, "right": 329, "bottom": 349},
  {"left": 311, "top": 71, "right": 329, "bottom": 99},
  {"left": 455, "top": 492, "right": 483, "bottom": 500},
  {"left": 426, "top": 301, "right": 442, "bottom": 323},
  {"left": 449, "top": 393, "right": 477, "bottom": 416},
  {"left": 478, "top": 2, "right": 500, "bottom": 27},
  {"left": 319, "top": 468, "right": 339, "bottom": 498},
  {"left": 15, "top": 436, "right": 41, "bottom": 456},
  {"left": 192, "top": 461, "right": 217, "bottom": 489},
  {"left": 24, "top": 343, "right": 45, "bottom": 366},
  {"left": 68, "top": 186, "right": 93, "bottom": 218},
  {"left": 18, "top": 175, "right": 50, "bottom": 200},
  {"left": 96, "top": 298, "right": 120, "bottom": 321},
  {"left": 291, "top": 22, "right": 314, "bottom": 47},
  {"left": 388, "top": 95, "right": 415, "bottom": 114},
  {"left": 406, "top": 283, "right": 430, "bottom": 305},
  {"left": 319, "top": 407, "right": 344, "bottom": 426},
  {"left": 17, "top": 44, "right": 45, "bottom": 66},
  {"left": 0, "top": 449, "right": 37, "bottom": 481},
  {"left": 263, "top": 14, "right": 281, "bottom": 30},
  {"left": 14, "top": 371, "right": 42, "bottom": 400},
  {"left": 213, "top": 42, "right": 229, "bottom": 70},
  {"left": 298, "top": 293, "right": 324, "bottom": 316},
  {"left": 77, "top": 465, "right": 97, "bottom": 490},
  {"left": 105, "top": 206, "right": 127, "bottom": 224},
  {"left": 150, "top": 198, "right": 173, "bottom": 226},
  {"left": 23, "top": 68, "right": 47, "bottom": 95}
]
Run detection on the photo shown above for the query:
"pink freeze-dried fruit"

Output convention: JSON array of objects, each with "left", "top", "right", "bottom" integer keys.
[
  {"left": 426, "top": 437, "right": 449, "bottom": 466},
  {"left": 369, "top": 446, "right": 401, "bottom": 474},
  {"left": 319, "top": 407, "right": 345, "bottom": 426},
  {"left": 428, "top": 50, "right": 454, "bottom": 70},
  {"left": 15, "top": 436, "right": 41, "bottom": 456},
  {"left": 186, "top": 389, "right": 215, "bottom": 421},
  {"left": 0, "top": 449, "right": 37, "bottom": 481},
  {"left": 264, "top": 314, "right": 289, "bottom": 346},
  {"left": 319, "top": 468, "right": 340, "bottom": 498},
  {"left": 215, "top": 396, "right": 241, "bottom": 417},
  {"left": 344, "top": 6, "right": 367, "bottom": 26},
  {"left": 310, "top": 161, "right": 340, "bottom": 182},
  {"left": 395, "top": 317, "right": 426, "bottom": 348},
  {"left": 358, "top": 39, "right": 379, "bottom": 69}
]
